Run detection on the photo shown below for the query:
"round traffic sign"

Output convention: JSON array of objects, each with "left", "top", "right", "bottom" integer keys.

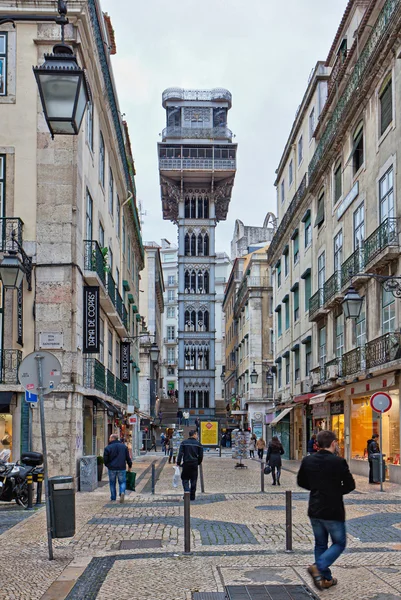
[
  {"left": 18, "top": 351, "right": 62, "bottom": 396},
  {"left": 370, "top": 392, "right": 392, "bottom": 414}
]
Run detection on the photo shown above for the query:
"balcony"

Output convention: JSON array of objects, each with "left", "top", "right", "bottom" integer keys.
[
  {"left": 167, "top": 280, "right": 178, "bottom": 287},
  {"left": 84, "top": 240, "right": 107, "bottom": 288},
  {"left": 342, "top": 347, "right": 364, "bottom": 378},
  {"left": 366, "top": 332, "right": 401, "bottom": 370},
  {"left": 83, "top": 358, "right": 106, "bottom": 394},
  {"left": 163, "top": 359, "right": 177, "bottom": 366},
  {"left": 309, "top": 289, "right": 326, "bottom": 321},
  {"left": 159, "top": 157, "right": 236, "bottom": 173},
  {"left": 162, "top": 126, "right": 233, "bottom": 141},
  {"left": 0, "top": 350, "right": 22, "bottom": 384},
  {"left": 327, "top": 49, "right": 348, "bottom": 96},
  {"left": 364, "top": 218, "right": 399, "bottom": 270},
  {"left": 0, "top": 218, "right": 23, "bottom": 252},
  {"left": 341, "top": 248, "right": 366, "bottom": 290},
  {"left": 163, "top": 337, "right": 177, "bottom": 345},
  {"left": 323, "top": 272, "right": 343, "bottom": 308}
]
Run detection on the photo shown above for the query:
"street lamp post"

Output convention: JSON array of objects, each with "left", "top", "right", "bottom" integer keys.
[
  {"left": 342, "top": 273, "right": 401, "bottom": 320},
  {"left": 0, "top": 229, "right": 33, "bottom": 291}
]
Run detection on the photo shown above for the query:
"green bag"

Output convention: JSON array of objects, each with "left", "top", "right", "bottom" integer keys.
[{"left": 126, "top": 471, "right": 136, "bottom": 491}]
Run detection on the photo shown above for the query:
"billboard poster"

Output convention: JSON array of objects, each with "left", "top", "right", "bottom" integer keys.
[{"left": 200, "top": 420, "right": 219, "bottom": 447}]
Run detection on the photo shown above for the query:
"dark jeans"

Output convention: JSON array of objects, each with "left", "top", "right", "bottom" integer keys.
[
  {"left": 181, "top": 462, "right": 198, "bottom": 500},
  {"left": 250, "top": 450, "right": 254, "bottom": 458},
  {"left": 108, "top": 469, "right": 126, "bottom": 501},
  {"left": 271, "top": 466, "right": 281, "bottom": 482},
  {"left": 369, "top": 459, "right": 374, "bottom": 483},
  {"left": 257, "top": 449, "right": 264, "bottom": 460},
  {"left": 310, "top": 518, "right": 347, "bottom": 581}
]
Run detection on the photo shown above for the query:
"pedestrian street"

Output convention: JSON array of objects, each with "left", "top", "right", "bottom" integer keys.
[{"left": 2, "top": 455, "right": 401, "bottom": 600}]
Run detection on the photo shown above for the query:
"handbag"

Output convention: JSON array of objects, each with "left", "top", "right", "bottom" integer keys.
[
  {"left": 126, "top": 471, "right": 136, "bottom": 491},
  {"left": 264, "top": 465, "right": 272, "bottom": 475}
]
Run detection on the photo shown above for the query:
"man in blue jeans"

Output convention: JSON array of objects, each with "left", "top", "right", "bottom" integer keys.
[
  {"left": 103, "top": 434, "right": 132, "bottom": 504},
  {"left": 297, "top": 430, "right": 355, "bottom": 590}
]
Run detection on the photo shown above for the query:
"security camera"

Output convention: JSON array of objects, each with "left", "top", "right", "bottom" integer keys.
[{"left": 30, "top": 403, "right": 37, "bottom": 409}]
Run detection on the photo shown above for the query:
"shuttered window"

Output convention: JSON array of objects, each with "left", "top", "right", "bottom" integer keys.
[
  {"left": 334, "top": 162, "right": 342, "bottom": 203},
  {"left": 315, "top": 192, "right": 325, "bottom": 227},
  {"left": 380, "top": 76, "right": 392, "bottom": 136},
  {"left": 0, "top": 33, "right": 7, "bottom": 96},
  {"left": 293, "top": 286, "right": 299, "bottom": 321},
  {"left": 276, "top": 260, "right": 281, "bottom": 287}
]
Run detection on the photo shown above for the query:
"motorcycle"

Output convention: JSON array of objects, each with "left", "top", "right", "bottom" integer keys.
[{"left": 0, "top": 451, "right": 43, "bottom": 508}]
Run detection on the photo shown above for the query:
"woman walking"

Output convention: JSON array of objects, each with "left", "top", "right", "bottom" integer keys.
[
  {"left": 266, "top": 436, "right": 285, "bottom": 485},
  {"left": 256, "top": 437, "right": 266, "bottom": 460},
  {"left": 249, "top": 434, "right": 257, "bottom": 458}
]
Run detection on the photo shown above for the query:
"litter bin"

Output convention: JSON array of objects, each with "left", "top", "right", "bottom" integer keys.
[
  {"left": 371, "top": 453, "right": 386, "bottom": 483},
  {"left": 49, "top": 476, "right": 75, "bottom": 538}
]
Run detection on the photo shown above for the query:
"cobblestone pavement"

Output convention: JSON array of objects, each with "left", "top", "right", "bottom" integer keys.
[{"left": 2, "top": 455, "right": 401, "bottom": 599}]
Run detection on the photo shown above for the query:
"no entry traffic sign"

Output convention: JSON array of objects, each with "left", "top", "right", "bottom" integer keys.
[{"left": 370, "top": 391, "right": 392, "bottom": 414}]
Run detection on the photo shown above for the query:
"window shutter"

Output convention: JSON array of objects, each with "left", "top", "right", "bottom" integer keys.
[
  {"left": 294, "top": 288, "right": 299, "bottom": 312},
  {"left": 294, "top": 234, "right": 299, "bottom": 255},
  {"left": 315, "top": 195, "right": 325, "bottom": 227},
  {"left": 304, "top": 274, "right": 311, "bottom": 310},
  {"left": 380, "top": 79, "right": 392, "bottom": 135}
]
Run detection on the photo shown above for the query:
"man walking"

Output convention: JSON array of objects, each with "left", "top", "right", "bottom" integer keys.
[
  {"left": 103, "top": 434, "right": 132, "bottom": 504},
  {"left": 367, "top": 433, "right": 380, "bottom": 484},
  {"left": 177, "top": 429, "right": 203, "bottom": 501},
  {"left": 297, "top": 430, "right": 355, "bottom": 590},
  {"left": 183, "top": 410, "right": 190, "bottom": 427}
]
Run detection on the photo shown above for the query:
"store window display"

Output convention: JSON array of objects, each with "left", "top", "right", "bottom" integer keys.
[
  {"left": 0, "top": 414, "right": 12, "bottom": 461},
  {"left": 330, "top": 401, "right": 345, "bottom": 457}
]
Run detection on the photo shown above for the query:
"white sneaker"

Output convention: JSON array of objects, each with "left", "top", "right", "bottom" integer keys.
[{"left": 120, "top": 493, "right": 125, "bottom": 504}]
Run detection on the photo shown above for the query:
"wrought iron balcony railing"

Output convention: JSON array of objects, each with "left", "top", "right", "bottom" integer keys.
[
  {"left": 83, "top": 358, "right": 106, "bottom": 393},
  {"left": 327, "top": 49, "right": 348, "bottom": 96},
  {"left": 309, "top": 289, "right": 324, "bottom": 319},
  {"left": 115, "top": 377, "right": 128, "bottom": 405},
  {"left": 365, "top": 332, "right": 401, "bottom": 370},
  {"left": 162, "top": 126, "right": 233, "bottom": 140},
  {"left": 341, "top": 248, "right": 364, "bottom": 288},
  {"left": 364, "top": 218, "right": 398, "bottom": 266},
  {"left": 163, "top": 337, "right": 178, "bottom": 344},
  {"left": 106, "top": 368, "right": 115, "bottom": 399},
  {"left": 0, "top": 349, "right": 22, "bottom": 384},
  {"left": 83, "top": 240, "right": 107, "bottom": 287},
  {"left": 162, "top": 87, "right": 232, "bottom": 106},
  {"left": 0, "top": 218, "right": 23, "bottom": 253},
  {"left": 323, "top": 272, "right": 342, "bottom": 305},
  {"left": 159, "top": 157, "right": 236, "bottom": 171},
  {"left": 323, "top": 357, "right": 343, "bottom": 381},
  {"left": 342, "top": 347, "right": 364, "bottom": 377},
  {"left": 309, "top": 0, "right": 400, "bottom": 183},
  {"left": 107, "top": 273, "right": 116, "bottom": 307}
]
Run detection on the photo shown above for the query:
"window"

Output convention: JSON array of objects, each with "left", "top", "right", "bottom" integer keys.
[
  {"left": 379, "top": 75, "right": 392, "bottom": 136},
  {"left": 108, "top": 247, "right": 113, "bottom": 273},
  {"left": 85, "top": 190, "right": 93, "bottom": 240},
  {"left": 355, "top": 301, "right": 366, "bottom": 347},
  {"left": 294, "top": 348, "right": 300, "bottom": 381},
  {"left": 352, "top": 124, "right": 364, "bottom": 174},
  {"left": 309, "top": 108, "right": 315, "bottom": 141},
  {"left": 335, "top": 314, "right": 344, "bottom": 357},
  {"left": 108, "top": 329, "right": 113, "bottom": 371},
  {"left": 277, "top": 361, "right": 282, "bottom": 388},
  {"left": 289, "top": 160, "right": 293, "bottom": 186},
  {"left": 285, "top": 358, "right": 290, "bottom": 385},
  {"left": 277, "top": 307, "right": 282, "bottom": 338},
  {"left": 116, "top": 267, "right": 120, "bottom": 291},
  {"left": 303, "top": 210, "right": 312, "bottom": 248},
  {"left": 298, "top": 135, "right": 303, "bottom": 165},
  {"left": 281, "top": 180, "right": 285, "bottom": 203},
  {"left": 0, "top": 33, "right": 7, "bottom": 96},
  {"left": 293, "top": 285, "right": 299, "bottom": 322},
  {"left": 379, "top": 167, "right": 394, "bottom": 222},
  {"left": 99, "top": 223, "right": 104, "bottom": 249},
  {"left": 164, "top": 253, "right": 175, "bottom": 262},
  {"left": 108, "top": 168, "right": 114, "bottom": 215},
  {"left": 318, "top": 252, "right": 325, "bottom": 292},
  {"left": 168, "top": 290, "right": 175, "bottom": 302},
  {"left": 292, "top": 231, "right": 299, "bottom": 264},
  {"left": 334, "top": 230, "right": 343, "bottom": 279},
  {"left": 270, "top": 329, "right": 274, "bottom": 354},
  {"left": 115, "top": 340, "right": 120, "bottom": 376},
  {"left": 167, "top": 347, "right": 175, "bottom": 363},
  {"left": 319, "top": 327, "right": 326, "bottom": 369},
  {"left": 86, "top": 101, "right": 94, "bottom": 151},
  {"left": 382, "top": 289, "right": 395, "bottom": 334},
  {"left": 305, "top": 341, "right": 312, "bottom": 376},
  {"left": 116, "top": 196, "right": 120, "bottom": 237},
  {"left": 283, "top": 297, "right": 290, "bottom": 330},
  {"left": 283, "top": 247, "right": 289, "bottom": 277},
  {"left": 122, "top": 216, "right": 126, "bottom": 254},
  {"left": 99, "top": 318, "right": 104, "bottom": 363},
  {"left": 99, "top": 132, "right": 105, "bottom": 187},
  {"left": 353, "top": 203, "right": 364, "bottom": 271},
  {"left": 333, "top": 161, "right": 342, "bottom": 203},
  {"left": 167, "top": 306, "right": 175, "bottom": 318},
  {"left": 303, "top": 271, "right": 311, "bottom": 311},
  {"left": 168, "top": 275, "right": 175, "bottom": 285},
  {"left": 276, "top": 260, "right": 281, "bottom": 287},
  {"left": 315, "top": 191, "right": 325, "bottom": 228},
  {"left": 167, "top": 325, "right": 175, "bottom": 340}
]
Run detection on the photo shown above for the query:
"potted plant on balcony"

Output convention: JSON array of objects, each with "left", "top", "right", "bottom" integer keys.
[
  {"left": 91, "top": 246, "right": 110, "bottom": 273},
  {"left": 97, "top": 455, "right": 104, "bottom": 482}
]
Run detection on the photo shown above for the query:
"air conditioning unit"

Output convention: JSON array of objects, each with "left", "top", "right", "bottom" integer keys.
[
  {"left": 311, "top": 371, "right": 320, "bottom": 386},
  {"left": 301, "top": 379, "right": 312, "bottom": 393},
  {"left": 327, "top": 365, "right": 338, "bottom": 380}
]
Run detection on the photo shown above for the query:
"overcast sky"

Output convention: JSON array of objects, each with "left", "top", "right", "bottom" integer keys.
[{"left": 102, "top": 0, "right": 347, "bottom": 254}]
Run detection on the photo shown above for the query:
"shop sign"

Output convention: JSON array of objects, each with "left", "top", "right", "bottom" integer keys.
[
  {"left": 200, "top": 421, "right": 219, "bottom": 446},
  {"left": 17, "top": 283, "right": 23, "bottom": 346},
  {"left": 129, "top": 416, "right": 137, "bottom": 425},
  {"left": 330, "top": 401, "right": 344, "bottom": 415},
  {"left": 83, "top": 286, "right": 100, "bottom": 353},
  {"left": 313, "top": 404, "right": 327, "bottom": 418},
  {"left": 120, "top": 342, "right": 131, "bottom": 383}
]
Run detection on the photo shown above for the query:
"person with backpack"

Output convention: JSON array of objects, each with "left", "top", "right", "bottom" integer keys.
[{"left": 367, "top": 434, "right": 380, "bottom": 484}]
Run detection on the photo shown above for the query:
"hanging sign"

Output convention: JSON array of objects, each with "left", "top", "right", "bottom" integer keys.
[
  {"left": 120, "top": 342, "right": 131, "bottom": 383},
  {"left": 17, "top": 282, "right": 23, "bottom": 346},
  {"left": 83, "top": 286, "right": 100, "bottom": 353}
]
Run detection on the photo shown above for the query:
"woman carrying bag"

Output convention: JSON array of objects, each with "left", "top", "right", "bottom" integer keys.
[
  {"left": 266, "top": 436, "right": 284, "bottom": 486},
  {"left": 256, "top": 437, "right": 266, "bottom": 460}
]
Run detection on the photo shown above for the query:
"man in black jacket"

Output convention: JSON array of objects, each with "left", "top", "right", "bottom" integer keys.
[
  {"left": 103, "top": 434, "right": 132, "bottom": 503},
  {"left": 177, "top": 430, "right": 203, "bottom": 500},
  {"left": 368, "top": 434, "right": 380, "bottom": 483},
  {"left": 297, "top": 430, "right": 355, "bottom": 590}
]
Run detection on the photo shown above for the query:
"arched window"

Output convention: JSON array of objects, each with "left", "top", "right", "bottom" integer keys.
[
  {"left": 204, "top": 271, "right": 209, "bottom": 293},
  {"left": 203, "top": 233, "right": 209, "bottom": 255},
  {"left": 184, "top": 197, "right": 190, "bottom": 218},
  {"left": 191, "top": 196, "right": 196, "bottom": 218},
  {"left": 197, "top": 270, "right": 204, "bottom": 293},
  {"left": 184, "top": 270, "right": 190, "bottom": 291},
  {"left": 197, "top": 196, "right": 203, "bottom": 219},
  {"left": 185, "top": 234, "right": 190, "bottom": 256},
  {"left": 190, "top": 233, "right": 196, "bottom": 256},
  {"left": 204, "top": 197, "right": 209, "bottom": 218},
  {"left": 184, "top": 391, "right": 190, "bottom": 408},
  {"left": 197, "top": 234, "right": 204, "bottom": 256}
]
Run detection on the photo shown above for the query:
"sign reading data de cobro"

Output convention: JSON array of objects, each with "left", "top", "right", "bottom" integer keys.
[
  {"left": 120, "top": 341, "right": 131, "bottom": 383},
  {"left": 83, "top": 286, "right": 100, "bottom": 354}
]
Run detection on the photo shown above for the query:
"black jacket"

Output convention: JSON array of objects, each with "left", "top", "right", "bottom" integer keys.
[
  {"left": 266, "top": 442, "right": 284, "bottom": 467},
  {"left": 177, "top": 437, "right": 203, "bottom": 466},
  {"left": 103, "top": 440, "right": 132, "bottom": 471},
  {"left": 368, "top": 439, "right": 380, "bottom": 459},
  {"left": 297, "top": 450, "right": 355, "bottom": 521}
]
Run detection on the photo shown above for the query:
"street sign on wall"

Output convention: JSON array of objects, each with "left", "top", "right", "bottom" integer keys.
[{"left": 83, "top": 286, "right": 100, "bottom": 353}]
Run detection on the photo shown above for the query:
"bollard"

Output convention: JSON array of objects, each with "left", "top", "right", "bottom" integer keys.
[
  {"left": 36, "top": 473, "right": 43, "bottom": 505},
  {"left": 27, "top": 473, "right": 34, "bottom": 510},
  {"left": 285, "top": 490, "right": 293, "bottom": 552},
  {"left": 199, "top": 463, "right": 205, "bottom": 493},
  {"left": 151, "top": 463, "right": 156, "bottom": 495},
  {"left": 260, "top": 462, "right": 265, "bottom": 493},
  {"left": 183, "top": 491, "right": 191, "bottom": 554}
]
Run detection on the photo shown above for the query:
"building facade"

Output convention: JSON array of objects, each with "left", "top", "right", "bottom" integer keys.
[
  {"left": 158, "top": 88, "right": 237, "bottom": 416},
  {"left": 268, "top": 0, "right": 401, "bottom": 480},
  {"left": 160, "top": 238, "right": 179, "bottom": 399},
  {"left": 0, "top": 1, "right": 144, "bottom": 475},
  {"left": 215, "top": 252, "right": 232, "bottom": 413}
]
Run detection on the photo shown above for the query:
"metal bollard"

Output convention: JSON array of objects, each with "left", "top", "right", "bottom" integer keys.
[
  {"left": 183, "top": 491, "right": 192, "bottom": 554},
  {"left": 261, "top": 462, "right": 265, "bottom": 493},
  {"left": 27, "top": 473, "right": 34, "bottom": 510},
  {"left": 199, "top": 463, "right": 205, "bottom": 493},
  {"left": 36, "top": 473, "right": 43, "bottom": 505},
  {"left": 285, "top": 490, "right": 293, "bottom": 552},
  {"left": 151, "top": 463, "right": 156, "bottom": 495}
]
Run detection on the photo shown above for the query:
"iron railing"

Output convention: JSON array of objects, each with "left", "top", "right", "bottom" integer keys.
[
  {"left": 106, "top": 369, "right": 115, "bottom": 398},
  {"left": 122, "top": 305, "right": 128, "bottom": 331},
  {"left": 0, "top": 218, "right": 23, "bottom": 252},
  {"left": 115, "top": 378, "right": 127, "bottom": 404},
  {"left": 83, "top": 358, "right": 106, "bottom": 393},
  {"left": 323, "top": 357, "right": 343, "bottom": 380},
  {"left": 342, "top": 347, "right": 364, "bottom": 377},
  {"left": 323, "top": 272, "right": 342, "bottom": 304},
  {"left": 83, "top": 240, "right": 107, "bottom": 287},
  {"left": 107, "top": 273, "right": 116, "bottom": 306},
  {"left": 163, "top": 337, "right": 178, "bottom": 344},
  {"left": 162, "top": 126, "right": 233, "bottom": 140},
  {"left": 364, "top": 218, "right": 398, "bottom": 266},
  {"left": 366, "top": 332, "right": 401, "bottom": 369},
  {"left": 309, "top": 0, "right": 400, "bottom": 183},
  {"left": 327, "top": 49, "right": 348, "bottom": 96},
  {"left": 162, "top": 87, "right": 232, "bottom": 105},
  {"left": 0, "top": 350, "right": 22, "bottom": 384},
  {"left": 341, "top": 248, "right": 364, "bottom": 288},
  {"left": 159, "top": 158, "right": 236, "bottom": 171},
  {"left": 115, "top": 290, "right": 124, "bottom": 323},
  {"left": 309, "top": 289, "right": 324, "bottom": 319}
]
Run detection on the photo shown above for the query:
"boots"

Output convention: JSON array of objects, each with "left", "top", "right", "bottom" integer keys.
[
  {"left": 277, "top": 475, "right": 281, "bottom": 486},
  {"left": 272, "top": 473, "right": 276, "bottom": 486}
]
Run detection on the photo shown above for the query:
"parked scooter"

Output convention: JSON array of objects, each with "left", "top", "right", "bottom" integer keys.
[{"left": 0, "top": 452, "right": 43, "bottom": 508}]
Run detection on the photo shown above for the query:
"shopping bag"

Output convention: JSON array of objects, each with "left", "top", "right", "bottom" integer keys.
[
  {"left": 264, "top": 465, "right": 272, "bottom": 475},
  {"left": 172, "top": 466, "right": 181, "bottom": 488},
  {"left": 126, "top": 471, "right": 136, "bottom": 491}
]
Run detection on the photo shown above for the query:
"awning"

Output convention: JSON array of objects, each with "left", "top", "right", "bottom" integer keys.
[
  {"left": 0, "top": 392, "right": 13, "bottom": 413},
  {"left": 269, "top": 407, "right": 293, "bottom": 427},
  {"left": 310, "top": 393, "right": 327, "bottom": 405},
  {"left": 293, "top": 393, "right": 316, "bottom": 404}
]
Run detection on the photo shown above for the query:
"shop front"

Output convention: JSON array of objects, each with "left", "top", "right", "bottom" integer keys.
[
  {"left": 269, "top": 406, "right": 292, "bottom": 459},
  {"left": 329, "top": 400, "right": 345, "bottom": 457},
  {"left": 0, "top": 392, "right": 17, "bottom": 461}
]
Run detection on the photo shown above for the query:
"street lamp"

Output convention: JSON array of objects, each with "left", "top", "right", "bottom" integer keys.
[
  {"left": 250, "top": 362, "right": 258, "bottom": 384},
  {"left": 342, "top": 285, "right": 364, "bottom": 320},
  {"left": 149, "top": 343, "right": 160, "bottom": 363},
  {"left": 0, "top": 229, "right": 33, "bottom": 290}
]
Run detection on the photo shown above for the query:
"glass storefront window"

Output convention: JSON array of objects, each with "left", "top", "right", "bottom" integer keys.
[
  {"left": 331, "top": 414, "right": 345, "bottom": 457},
  {"left": 0, "top": 414, "right": 12, "bottom": 461},
  {"left": 351, "top": 394, "right": 400, "bottom": 464}
]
